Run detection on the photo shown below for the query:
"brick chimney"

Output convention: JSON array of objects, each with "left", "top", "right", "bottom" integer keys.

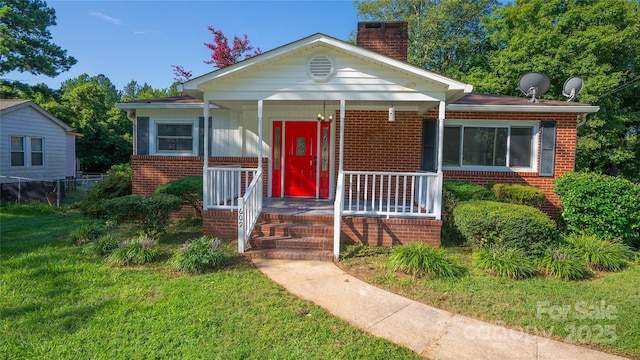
[{"left": 356, "top": 22, "right": 408, "bottom": 62}]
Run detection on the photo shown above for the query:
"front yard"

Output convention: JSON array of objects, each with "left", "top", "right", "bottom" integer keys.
[
  {"left": 0, "top": 202, "right": 420, "bottom": 360},
  {"left": 338, "top": 244, "right": 640, "bottom": 359}
]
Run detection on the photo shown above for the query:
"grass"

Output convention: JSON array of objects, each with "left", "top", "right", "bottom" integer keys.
[
  {"left": 339, "top": 244, "right": 640, "bottom": 359},
  {"left": 0, "top": 203, "right": 421, "bottom": 359}
]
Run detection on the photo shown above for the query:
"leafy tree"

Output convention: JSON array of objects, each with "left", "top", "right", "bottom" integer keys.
[
  {"left": 355, "top": 0, "right": 497, "bottom": 78},
  {"left": 48, "top": 74, "right": 132, "bottom": 172},
  {"left": 171, "top": 26, "right": 261, "bottom": 82},
  {"left": 466, "top": 0, "right": 640, "bottom": 181},
  {"left": 0, "top": 0, "right": 76, "bottom": 76},
  {"left": 122, "top": 80, "right": 181, "bottom": 100}
]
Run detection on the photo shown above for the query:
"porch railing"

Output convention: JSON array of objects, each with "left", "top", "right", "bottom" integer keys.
[
  {"left": 204, "top": 165, "right": 263, "bottom": 253},
  {"left": 204, "top": 165, "right": 258, "bottom": 210},
  {"left": 341, "top": 170, "right": 439, "bottom": 218},
  {"left": 237, "top": 168, "right": 263, "bottom": 253}
]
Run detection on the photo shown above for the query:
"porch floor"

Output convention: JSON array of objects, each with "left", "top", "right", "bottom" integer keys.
[{"left": 262, "top": 197, "right": 431, "bottom": 217}]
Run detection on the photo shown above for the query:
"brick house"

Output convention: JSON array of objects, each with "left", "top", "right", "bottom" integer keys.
[{"left": 116, "top": 22, "right": 598, "bottom": 261}]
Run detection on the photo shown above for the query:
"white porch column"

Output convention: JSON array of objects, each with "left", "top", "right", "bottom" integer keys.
[
  {"left": 203, "top": 100, "right": 210, "bottom": 209},
  {"left": 435, "top": 100, "right": 446, "bottom": 220},
  {"left": 333, "top": 99, "right": 346, "bottom": 260},
  {"left": 257, "top": 100, "right": 263, "bottom": 169}
]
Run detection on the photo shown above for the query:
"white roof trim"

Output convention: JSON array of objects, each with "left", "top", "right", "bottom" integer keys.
[
  {"left": 447, "top": 104, "right": 600, "bottom": 114},
  {"left": 115, "top": 103, "right": 209, "bottom": 110}
]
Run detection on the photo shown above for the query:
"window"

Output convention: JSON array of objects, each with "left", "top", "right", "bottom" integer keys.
[
  {"left": 443, "top": 123, "right": 536, "bottom": 170},
  {"left": 10, "top": 136, "right": 44, "bottom": 167},
  {"left": 10, "top": 136, "right": 24, "bottom": 166},
  {"left": 156, "top": 123, "right": 193, "bottom": 152},
  {"left": 31, "top": 138, "right": 43, "bottom": 166}
]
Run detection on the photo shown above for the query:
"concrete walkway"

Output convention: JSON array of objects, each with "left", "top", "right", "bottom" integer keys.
[{"left": 252, "top": 259, "right": 629, "bottom": 360}]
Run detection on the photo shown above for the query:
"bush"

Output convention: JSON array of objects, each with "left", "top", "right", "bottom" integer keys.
[
  {"left": 170, "top": 236, "right": 231, "bottom": 274},
  {"left": 454, "top": 200, "right": 558, "bottom": 255},
  {"left": 565, "top": 234, "right": 632, "bottom": 272},
  {"left": 554, "top": 172, "right": 640, "bottom": 248},
  {"left": 472, "top": 246, "right": 538, "bottom": 279},
  {"left": 538, "top": 246, "right": 592, "bottom": 280},
  {"left": 102, "top": 194, "right": 182, "bottom": 236},
  {"left": 155, "top": 176, "right": 203, "bottom": 217},
  {"left": 441, "top": 180, "right": 497, "bottom": 246},
  {"left": 387, "top": 242, "right": 467, "bottom": 278},
  {"left": 490, "top": 183, "right": 546, "bottom": 209},
  {"left": 79, "top": 172, "right": 132, "bottom": 217},
  {"left": 108, "top": 162, "right": 131, "bottom": 175},
  {"left": 84, "top": 234, "right": 122, "bottom": 256},
  {"left": 68, "top": 221, "right": 105, "bottom": 245},
  {"left": 107, "top": 235, "right": 158, "bottom": 266}
]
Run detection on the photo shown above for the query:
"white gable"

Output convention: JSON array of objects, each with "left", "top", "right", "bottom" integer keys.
[{"left": 182, "top": 34, "right": 472, "bottom": 111}]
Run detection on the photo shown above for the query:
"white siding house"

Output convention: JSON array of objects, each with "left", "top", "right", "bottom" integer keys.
[{"left": 0, "top": 100, "right": 80, "bottom": 184}]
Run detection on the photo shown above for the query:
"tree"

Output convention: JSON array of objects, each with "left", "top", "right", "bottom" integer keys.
[
  {"left": 122, "top": 80, "right": 181, "bottom": 100},
  {"left": 0, "top": 0, "right": 76, "bottom": 76},
  {"left": 171, "top": 26, "right": 261, "bottom": 82},
  {"left": 355, "top": 0, "right": 497, "bottom": 78},
  {"left": 467, "top": 0, "right": 640, "bottom": 182},
  {"left": 53, "top": 74, "right": 132, "bottom": 172}
]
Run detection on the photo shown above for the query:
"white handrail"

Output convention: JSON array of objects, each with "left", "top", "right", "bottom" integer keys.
[
  {"left": 204, "top": 166, "right": 257, "bottom": 210},
  {"left": 237, "top": 168, "right": 263, "bottom": 253}
]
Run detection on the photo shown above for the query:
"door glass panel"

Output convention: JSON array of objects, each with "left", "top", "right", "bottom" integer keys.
[
  {"left": 322, "top": 127, "right": 328, "bottom": 171},
  {"left": 296, "top": 137, "right": 306, "bottom": 156},
  {"left": 275, "top": 126, "right": 281, "bottom": 170}
]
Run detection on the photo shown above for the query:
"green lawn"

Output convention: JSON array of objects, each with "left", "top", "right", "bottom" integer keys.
[
  {"left": 338, "top": 245, "right": 640, "bottom": 359},
  {"left": 0, "top": 203, "right": 420, "bottom": 360}
]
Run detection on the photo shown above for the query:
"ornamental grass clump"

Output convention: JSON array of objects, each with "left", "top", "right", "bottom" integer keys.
[
  {"left": 387, "top": 242, "right": 467, "bottom": 279},
  {"left": 565, "top": 233, "right": 632, "bottom": 271},
  {"left": 67, "top": 221, "right": 105, "bottom": 245},
  {"left": 170, "top": 236, "right": 231, "bottom": 274},
  {"left": 472, "top": 245, "right": 538, "bottom": 279},
  {"left": 107, "top": 235, "right": 159, "bottom": 266},
  {"left": 83, "top": 233, "right": 122, "bottom": 257},
  {"left": 538, "top": 247, "right": 592, "bottom": 281}
]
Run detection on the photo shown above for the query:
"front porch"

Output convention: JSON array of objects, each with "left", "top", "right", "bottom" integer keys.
[{"left": 203, "top": 175, "right": 443, "bottom": 261}]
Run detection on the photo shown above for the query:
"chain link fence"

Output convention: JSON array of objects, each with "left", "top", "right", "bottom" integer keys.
[{"left": 0, "top": 173, "right": 106, "bottom": 207}]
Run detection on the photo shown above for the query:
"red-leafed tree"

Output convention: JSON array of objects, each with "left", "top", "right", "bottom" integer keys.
[{"left": 172, "top": 26, "right": 261, "bottom": 82}]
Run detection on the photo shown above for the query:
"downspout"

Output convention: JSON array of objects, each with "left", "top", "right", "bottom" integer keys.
[{"left": 577, "top": 114, "right": 588, "bottom": 127}]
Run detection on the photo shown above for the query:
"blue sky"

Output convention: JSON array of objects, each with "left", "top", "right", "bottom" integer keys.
[{"left": 6, "top": 0, "right": 360, "bottom": 91}]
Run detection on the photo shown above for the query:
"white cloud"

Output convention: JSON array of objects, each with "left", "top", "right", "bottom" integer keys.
[{"left": 90, "top": 12, "right": 123, "bottom": 25}]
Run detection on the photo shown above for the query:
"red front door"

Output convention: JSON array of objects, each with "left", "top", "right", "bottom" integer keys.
[{"left": 285, "top": 122, "right": 317, "bottom": 197}]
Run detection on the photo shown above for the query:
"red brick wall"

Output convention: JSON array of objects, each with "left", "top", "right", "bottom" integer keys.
[
  {"left": 356, "top": 22, "right": 408, "bottom": 62},
  {"left": 131, "top": 155, "right": 268, "bottom": 195},
  {"left": 337, "top": 110, "right": 579, "bottom": 218},
  {"left": 203, "top": 210, "right": 238, "bottom": 239},
  {"left": 427, "top": 111, "right": 578, "bottom": 218},
  {"left": 341, "top": 217, "right": 441, "bottom": 247}
]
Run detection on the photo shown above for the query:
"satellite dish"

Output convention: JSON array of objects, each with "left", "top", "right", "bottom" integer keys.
[
  {"left": 518, "top": 72, "right": 550, "bottom": 103},
  {"left": 562, "top": 77, "right": 583, "bottom": 102}
]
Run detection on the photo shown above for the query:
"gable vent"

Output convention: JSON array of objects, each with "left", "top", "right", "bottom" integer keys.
[{"left": 307, "top": 54, "right": 335, "bottom": 82}]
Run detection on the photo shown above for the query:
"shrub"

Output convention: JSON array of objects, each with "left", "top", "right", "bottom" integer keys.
[
  {"left": 538, "top": 246, "right": 592, "bottom": 280},
  {"left": 472, "top": 246, "right": 538, "bottom": 279},
  {"left": 108, "top": 162, "right": 132, "bottom": 175},
  {"left": 68, "top": 221, "right": 105, "bottom": 245},
  {"left": 554, "top": 172, "right": 640, "bottom": 248},
  {"left": 441, "top": 180, "right": 497, "bottom": 246},
  {"left": 490, "top": 183, "right": 546, "bottom": 209},
  {"left": 102, "top": 194, "right": 182, "bottom": 236},
  {"left": 387, "top": 242, "right": 467, "bottom": 278},
  {"left": 79, "top": 172, "right": 132, "bottom": 217},
  {"left": 107, "top": 235, "right": 158, "bottom": 266},
  {"left": 454, "top": 200, "right": 558, "bottom": 255},
  {"left": 155, "top": 176, "right": 203, "bottom": 217},
  {"left": 170, "top": 236, "right": 230, "bottom": 274},
  {"left": 565, "top": 234, "right": 632, "bottom": 272},
  {"left": 84, "top": 234, "right": 122, "bottom": 256}
]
